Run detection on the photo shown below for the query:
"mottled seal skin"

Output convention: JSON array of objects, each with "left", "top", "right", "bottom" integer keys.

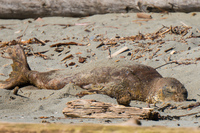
[
  {"left": 73, "top": 65, "right": 188, "bottom": 105},
  {"left": 0, "top": 45, "right": 188, "bottom": 106}
]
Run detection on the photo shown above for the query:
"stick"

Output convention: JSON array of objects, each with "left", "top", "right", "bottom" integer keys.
[
  {"left": 50, "top": 42, "right": 85, "bottom": 47},
  {"left": 158, "top": 103, "right": 171, "bottom": 112},
  {"left": 26, "top": 50, "right": 49, "bottom": 56},
  {"left": 61, "top": 54, "right": 73, "bottom": 61},
  {"left": 34, "top": 38, "right": 46, "bottom": 46},
  {"left": 107, "top": 46, "right": 129, "bottom": 58}
]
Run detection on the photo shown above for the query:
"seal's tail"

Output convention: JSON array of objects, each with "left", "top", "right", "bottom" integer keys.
[{"left": 0, "top": 45, "right": 31, "bottom": 90}]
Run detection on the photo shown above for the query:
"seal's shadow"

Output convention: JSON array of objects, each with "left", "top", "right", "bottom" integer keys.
[{"left": 186, "top": 99, "right": 196, "bottom": 102}]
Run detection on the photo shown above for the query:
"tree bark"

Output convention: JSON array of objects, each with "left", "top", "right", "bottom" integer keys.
[
  {"left": 137, "top": 0, "right": 200, "bottom": 13},
  {"left": 0, "top": 0, "right": 200, "bottom": 19}
]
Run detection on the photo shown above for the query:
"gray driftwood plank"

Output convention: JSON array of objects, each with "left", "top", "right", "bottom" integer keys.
[{"left": 62, "top": 99, "right": 160, "bottom": 120}]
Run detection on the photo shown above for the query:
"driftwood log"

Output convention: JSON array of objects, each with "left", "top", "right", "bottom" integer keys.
[
  {"left": 0, "top": 0, "right": 200, "bottom": 19},
  {"left": 62, "top": 99, "right": 160, "bottom": 120}
]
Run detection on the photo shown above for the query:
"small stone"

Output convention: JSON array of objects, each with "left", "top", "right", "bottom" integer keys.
[{"left": 79, "top": 57, "right": 86, "bottom": 63}]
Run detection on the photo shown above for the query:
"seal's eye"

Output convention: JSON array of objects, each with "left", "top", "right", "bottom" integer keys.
[
  {"left": 169, "top": 86, "right": 177, "bottom": 92},
  {"left": 126, "top": 71, "right": 130, "bottom": 75},
  {"left": 162, "top": 85, "right": 177, "bottom": 95}
]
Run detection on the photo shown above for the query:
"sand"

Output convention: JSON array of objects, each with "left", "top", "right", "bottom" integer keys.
[{"left": 0, "top": 12, "right": 200, "bottom": 128}]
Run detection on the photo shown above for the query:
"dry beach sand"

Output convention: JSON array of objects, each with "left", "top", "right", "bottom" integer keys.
[{"left": 0, "top": 12, "right": 200, "bottom": 129}]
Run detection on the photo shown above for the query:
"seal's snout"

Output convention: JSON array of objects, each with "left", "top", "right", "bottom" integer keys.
[
  {"left": 176, "top": 86, "right": 188, "bottom": 102},
  {"left": 170, "top": 86, "right": 188, "bottom": 102},
  {"left": 156, "top": 77, "right": 188, "bottom": 102}
]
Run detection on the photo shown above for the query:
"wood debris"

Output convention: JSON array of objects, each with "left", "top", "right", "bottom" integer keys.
[
  {"left": 36, "top": 23, "right": 73, "bottom": 28},
  {"left": 78, "top": 56, "right": 86, "bottom": 63},
  {"left": 137, "top": 13, "right": 152, "bottom": 19},
  {"left": 149, "top": 48, "right": 160, "bottom": 59},
  {"left": 33, "top": 37, "right": 46, "bottom": 46},
  {"left": 93, "top": 25, "right": 192, "bottom": 45},
  {"left": 157, "top": 103, "right": 171, "bottom": 112},
  {"left": 61, "top": 54, "right": 73, "bottom": 61},
  {"left": 161, "top": 111, "right": 200, "bottom": 120},
  {"left": 50, "top": 42, "right": 85, "bottom": 47},
  {"left": 68, "top": 62, "right": 76, "bottom": 66},
  {"left": 96, "top": 42, "right": 105, "bottom": 48},
  {"left": 180, "top": 102, "right": 200, "bottom": 110},
  {"left": 0, "top": 38, "right": 46, "bottom": 48},
  {"left": 36, "top": 52, "right": 50, "bottom": 60},
  {"left": 26, "top": 50, "right": 49, "bottom": 56},
  {"left": 164, "top": 47, "right": 175, "bottom": 53},
  {"left": 54, "top": 47, "right": 64, "bottom": 52},
  {"left": 107, "top": 46, "right": 129, "bottom": 58},
  {"left": 62, "top": 99, "right": 160, "bottom": 120},
  {"left": 154, "top": 60, "right": 197, "bottom": 69}
]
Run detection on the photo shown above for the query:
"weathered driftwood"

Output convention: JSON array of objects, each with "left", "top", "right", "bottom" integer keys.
[
  {"left": 0, "top": 0, "right": 200, "bottom": 19},
  {"left": 62, "top": 99, "right": 160, "bottom": 120}
]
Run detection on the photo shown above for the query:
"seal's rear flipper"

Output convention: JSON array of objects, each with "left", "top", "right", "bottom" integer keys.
[{"left": 0, "top": 45, "right": 31, "bottom": 90}]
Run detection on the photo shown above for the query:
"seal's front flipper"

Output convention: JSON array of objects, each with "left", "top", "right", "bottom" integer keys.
[{"left": 0, "top": 45, "right": 31, "bottom": 90}]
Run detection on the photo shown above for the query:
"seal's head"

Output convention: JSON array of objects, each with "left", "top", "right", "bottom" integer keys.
[{"left": 152, "top": 77, "right": 188, "bottom": 103}]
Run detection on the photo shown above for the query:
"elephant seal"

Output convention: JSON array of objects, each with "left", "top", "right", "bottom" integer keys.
[{"left": 0, "top": 45, "right": 188, "bottom": 106}]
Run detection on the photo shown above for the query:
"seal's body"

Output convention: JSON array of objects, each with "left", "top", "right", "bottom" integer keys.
[
  {"left": 72, "top": 65, "right": 187, "bottom": 105},
  {"left": 0, "top": 45, "right": 188, "bottom": 106}
]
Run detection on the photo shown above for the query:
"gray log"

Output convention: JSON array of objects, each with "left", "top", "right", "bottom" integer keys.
[
  {"left": 0, "top": 0, "right": 200, "bottom": 19},
  {"left": 137, "top": 0, "right": 200, "bottom": 12}
]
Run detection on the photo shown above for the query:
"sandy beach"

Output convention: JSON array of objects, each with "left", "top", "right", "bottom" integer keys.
[{"left": 0, "top": 12, "right": 200, "bottom": 128}]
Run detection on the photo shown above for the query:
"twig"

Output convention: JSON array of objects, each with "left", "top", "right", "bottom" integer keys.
[
  {"left": 61, "top": 54, "right": 73, "bottom": 61},
  {"left": 164, "top": 47, "right": 174, "bottom": 53},
  {"left": 160, "top": 28, "right": 170, "bottom": 35},
  {"left": 154, "top": 25, "right": 165, "bottom": 34},
  {"left": 107, "top": 46, "right": 129, "bottom": 58},
  {"left": 154, "top": 61, "right": 178, "bottom": 69},
  {"left": 50, "top": 42, "right": 85, "bottom": 47},
  {"left": 17, "top": 25, "right": 29, "bottom": 39},
  {"left": 180, "top": 102, "right": 200, "bottom": 110},
  {"left": 96, "top": 42, "right": 105, "bottom": 48},
  {"left": 132, "top": 19, "right": 152, "bottom": 22},
  {"left": 175, "top": 111, "right": 200, "bottom": 117},
  {"left": 149, "top": 48, "right": 160, "bottom": 59},
  {"left": 26, "top": 50, "right": 49, "bottom": 56},
  {"left": 180, "top": 21, "right": 189, "bottom": 27},
  {"left": 162, "top": 111, "right": 200, "bottom": 120},
  {"left": 34, "top": 38, "right": 46, "bottom": 46},
  {"left": 158, "top": 103, "right": 171, "bottom": 112},
  {"left": 155, "top": 60, "right": 197, "bottom": 69}
]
